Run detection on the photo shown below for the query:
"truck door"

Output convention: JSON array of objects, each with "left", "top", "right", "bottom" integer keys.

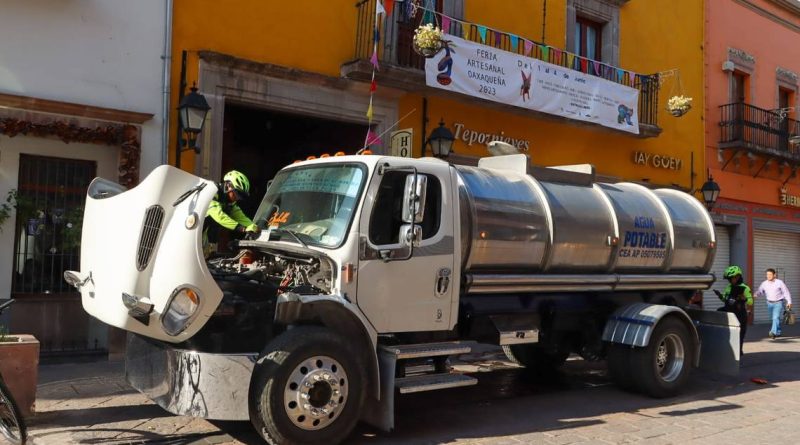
[{"left": 357, "top": 162, "right": 456, "bottom": 333}]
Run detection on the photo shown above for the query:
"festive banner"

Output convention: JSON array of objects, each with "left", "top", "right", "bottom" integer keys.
[{"left": 425, "top": 35, "right": 640, "bottom": 134}]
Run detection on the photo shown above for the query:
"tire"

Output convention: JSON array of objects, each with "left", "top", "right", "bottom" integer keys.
[
  {"left": 0, "top": 376, "right": 26, "bottom": 445},
  {"left": 629, "top": 317, "right": 694, "bottom": 398},
  {"left": 248, "top": 326, "right": 366, "bottom": 445},
  {"left": 503, "top": 344, "right": 570, "bottom": 374}
]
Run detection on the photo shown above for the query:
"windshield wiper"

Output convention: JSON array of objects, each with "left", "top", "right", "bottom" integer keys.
[
  {"left": 173, "top": 182, "right": 207, "bottom": 207},
  {"left": 270, "top": 228, "right": 308, "bottom": 248}
]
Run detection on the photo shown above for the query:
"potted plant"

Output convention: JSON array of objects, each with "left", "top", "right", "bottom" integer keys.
[
  {"left": 0, "top": 189, "right": 17, "bottom": 233},
  {"left": 1, "top": 195, "right": 41, "bottom": 418},
  {"left": 413, "top": 23, "right": 445, "bottom": 58},
  {"left": 0, "top": 305, "right": 40, "bottom": 418},
  {"left": 667, "top": 95, "right": 693, "bottom": 117}
]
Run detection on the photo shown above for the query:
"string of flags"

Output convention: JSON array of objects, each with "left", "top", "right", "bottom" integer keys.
[
  {"left": 362, "top": 0, "right": 393, "bottom": 149},
  {"left": 405, "top": 1, "right": 645, "bottom": 87},
  {"left": 361, "top": 0, "right": 665, "bottom": 148}
]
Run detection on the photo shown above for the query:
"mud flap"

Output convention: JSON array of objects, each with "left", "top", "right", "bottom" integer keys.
[{"left": 685, "top": 308, "right": 740, "bottom": 376}]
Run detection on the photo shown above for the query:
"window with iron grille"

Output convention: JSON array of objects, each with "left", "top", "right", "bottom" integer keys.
[{"left": 12, "top": 155, "right": 96, "bottom": 294}]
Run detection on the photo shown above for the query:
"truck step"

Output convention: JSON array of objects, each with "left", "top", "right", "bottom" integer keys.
[
  {"left": 396, "top": 373, "right": 478, "bottom": 394},
  {"left": 404, "top": 363, "right": 436, "bottom": 375},
  {"left": 380, "top": 342, "right": 472, "bottom": 360}
]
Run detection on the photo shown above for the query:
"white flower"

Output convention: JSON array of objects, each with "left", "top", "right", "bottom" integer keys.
[
  {"left": 413, "top": 24, "right": 444, "bottom": 50},
  {"left": 667, "top": 95, "right": 693, "bottom": 112}
]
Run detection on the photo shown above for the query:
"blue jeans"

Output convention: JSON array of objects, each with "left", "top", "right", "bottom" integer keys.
[{"left": 768, "top": 300, "right": 786, "bottom": 336}]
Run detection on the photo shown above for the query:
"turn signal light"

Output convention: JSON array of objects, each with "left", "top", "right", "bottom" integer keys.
[
  {"left": 320, "top": 153, "right": 330, "bottom": 158},
  {"left": 306, "top": 155, "right": 317, "bottom": 160},
  {"left": 342, "top": 263, "right": 355, "bottom": 284},
  {"left": 334, "top": 151, "right": 345, "bottom": 156}
]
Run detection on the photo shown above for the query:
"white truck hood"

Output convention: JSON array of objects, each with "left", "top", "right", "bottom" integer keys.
[{"left": 71, "top": 165, "right": 222, "bottom": 343}]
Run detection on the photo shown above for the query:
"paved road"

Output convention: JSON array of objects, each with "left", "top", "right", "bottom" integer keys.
[{"left": 25, "top": 324, "right": 800, "bottom": 445}]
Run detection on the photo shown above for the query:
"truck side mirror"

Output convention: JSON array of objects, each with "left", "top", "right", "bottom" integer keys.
[
  {"left": 402, "top": 174, "right": 427, "bottom": 223},
  {"left": 399, "top": 224, "right": 422, "bottom": 248}
]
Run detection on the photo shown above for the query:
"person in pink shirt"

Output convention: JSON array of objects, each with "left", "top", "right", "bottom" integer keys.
[{"left": 755, "top": 268, "right": 793, "bottom": 339}]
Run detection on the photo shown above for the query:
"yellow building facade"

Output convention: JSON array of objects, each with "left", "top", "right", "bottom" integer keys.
[{"left": 170, "top": 0, "right": 705, "bottom": 198}]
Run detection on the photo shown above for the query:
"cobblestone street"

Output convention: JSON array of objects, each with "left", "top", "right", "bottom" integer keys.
[{"left": 23, "top": 324, "right": 800, "bottom": 445}]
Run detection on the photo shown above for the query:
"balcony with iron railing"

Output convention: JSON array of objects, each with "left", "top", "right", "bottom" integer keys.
[
  {"left": 342, "top": 0, "right": 662, "bottom": 135},
  {"left": 719, "top": 102, "right": 800, "bottom": 165}
]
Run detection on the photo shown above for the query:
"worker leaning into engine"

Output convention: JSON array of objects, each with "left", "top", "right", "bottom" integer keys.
[
  {"left": 714, "top": 265, "right": 753, "bottom": 357},
  {"left": 203, "top": 170, "right": 261, "bottom": 257}
]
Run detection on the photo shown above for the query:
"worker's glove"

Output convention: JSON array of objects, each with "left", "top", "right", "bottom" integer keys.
[
  {"left": 244, "top": 224, "right": 261, "bottom": 240},
  {"left": 235, "top": 225, "right": 247, "bottom": 234}
]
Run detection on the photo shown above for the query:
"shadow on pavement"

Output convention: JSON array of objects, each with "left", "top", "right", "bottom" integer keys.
[
  {"left": 346, "top": 349, "right": 800, "bottom": 444},
  {"left": 29, "top": 404, "right": 172, "bottom": 428},
  {"left": 32, "top": 427, "right": 233, "bottom": 445}
]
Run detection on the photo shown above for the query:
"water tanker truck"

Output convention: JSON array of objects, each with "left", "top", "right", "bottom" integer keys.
[{"left": 66, "top": 153, "right": 741, "bottom": 444}]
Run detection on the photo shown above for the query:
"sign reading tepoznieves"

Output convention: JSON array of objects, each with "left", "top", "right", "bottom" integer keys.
[{"left": 425, "top": 35, "right": 640, "bottom": 135}]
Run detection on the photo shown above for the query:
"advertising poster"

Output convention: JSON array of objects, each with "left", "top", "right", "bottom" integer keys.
[{"left": 425, "top": 35, "right": 640, "bottom": 135}]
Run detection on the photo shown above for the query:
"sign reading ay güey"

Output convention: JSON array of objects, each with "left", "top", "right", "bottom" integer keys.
[{"left": 425, "top": 35, "right": 640, "bottom": 135}]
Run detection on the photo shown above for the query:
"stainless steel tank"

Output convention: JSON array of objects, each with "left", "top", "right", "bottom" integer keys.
[{"left": 455, "top": 163, "right": 715, "bottom": 276}]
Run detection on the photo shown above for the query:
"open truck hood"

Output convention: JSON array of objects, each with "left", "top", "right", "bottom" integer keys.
[{"left": 69, "top": 165, "right": 222, "bottom": 343}]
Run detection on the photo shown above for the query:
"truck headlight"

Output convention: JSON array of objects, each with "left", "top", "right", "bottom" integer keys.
[{"left": 161, "top": 287, "right": 200, "bottom": 336}]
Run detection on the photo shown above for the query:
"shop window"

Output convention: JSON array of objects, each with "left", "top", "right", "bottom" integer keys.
[
  {"left": 369, "top": 172, "right": 441, "bottom": 245},
  {"left": 12, "top": 155, "right": 96, "bottom": 295}
]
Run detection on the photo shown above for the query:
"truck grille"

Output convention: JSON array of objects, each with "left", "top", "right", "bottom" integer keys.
[{"left": 136, "top": 205, "right": 165, "bottom": 271}]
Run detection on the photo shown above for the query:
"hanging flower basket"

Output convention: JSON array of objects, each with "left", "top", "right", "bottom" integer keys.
[
  {"left": 413, "top": 24, "right": 444, "bottom": 58},
  {"left": 667, "top": 95, "right": 693, "bottom": 117}
]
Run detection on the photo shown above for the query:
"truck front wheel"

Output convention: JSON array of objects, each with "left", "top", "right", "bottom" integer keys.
[
  {"left": 249, "top": 326, "right": 366, "bottom": 445},
  {"left": 629, "top": 317, "right": 693, "bottom": 398}
]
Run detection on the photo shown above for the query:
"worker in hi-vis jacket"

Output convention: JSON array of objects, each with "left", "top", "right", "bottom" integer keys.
[{"left": 203, "top": 170, "right": 260, "bottom": 257}]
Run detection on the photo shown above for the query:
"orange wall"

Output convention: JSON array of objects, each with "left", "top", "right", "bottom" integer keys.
[
  {"left": 169, "top": 0, "right": 359, "bottom": 168},
  {"left": 706, "top": 0, "right": 800, "bottom": 206}
]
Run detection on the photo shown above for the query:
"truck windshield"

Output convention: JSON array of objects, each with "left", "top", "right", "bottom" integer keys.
[{"left": 253, "top": 163, "right": 366, "bottom": 248}]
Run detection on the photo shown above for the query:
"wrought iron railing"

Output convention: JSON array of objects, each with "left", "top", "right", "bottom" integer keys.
[
  {"left": 719, "top": 102, "right": 800, "bottom": 155},
  {"left": 354, "top": 0, "right": 660, "bottom": 126},
  {"left": 12, "top": 155, "right": 95, "bottom": 294}
]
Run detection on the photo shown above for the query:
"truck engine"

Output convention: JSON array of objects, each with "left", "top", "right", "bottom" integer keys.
[{"left": 181, "top": 247, "right": 333, "bottom": 353}]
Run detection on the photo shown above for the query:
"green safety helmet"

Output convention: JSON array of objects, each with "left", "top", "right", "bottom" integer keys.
[
  {"left": 223, "top": 170, "right": 250, "bottom": 198},
  {"left": 723, "top": 265, "right": 743, "bottom": 279}
]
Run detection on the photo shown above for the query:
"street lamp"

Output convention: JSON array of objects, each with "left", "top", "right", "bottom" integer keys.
[
  {"left": 177, "top": 85, "right": 211, "bottom": 153},
  {"left": 426, "top": 119, "right": 455, "bottom": 158},
  {"left": 700, "top": 175, "right": 721, "bottom": 210}
]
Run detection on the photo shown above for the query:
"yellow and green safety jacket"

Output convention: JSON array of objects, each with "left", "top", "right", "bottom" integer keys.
[{"left": 719, "top": 282, "right": 753, "bottom": 306}]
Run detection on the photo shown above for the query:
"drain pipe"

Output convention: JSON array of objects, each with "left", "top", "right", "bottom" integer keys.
[{"left": 160, "top": 0, "right": 174, "bottom": 165}]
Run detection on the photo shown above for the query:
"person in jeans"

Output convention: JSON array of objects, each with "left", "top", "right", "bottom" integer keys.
[{"left": 755, "top": 268, "right": 792, "bottom": 339}]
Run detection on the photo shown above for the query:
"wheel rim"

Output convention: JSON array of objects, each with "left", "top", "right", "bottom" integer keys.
[
  {"left": 283, "top": 355, "right": 348, "bottom": 431},
  {"left": 0, "top": 394, "right": 23, "bottom": 443},
  {"left": 655, "top": 333, "right": 685, "bottom": 383}
]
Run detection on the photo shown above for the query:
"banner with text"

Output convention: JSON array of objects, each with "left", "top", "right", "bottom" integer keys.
[{"left": 425, "top": 35, "right": 640, "bottom": 135}]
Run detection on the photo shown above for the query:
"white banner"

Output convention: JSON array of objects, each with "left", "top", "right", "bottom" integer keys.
[{"left": 425, "top": 35, "right": 640, "bottom": 134}]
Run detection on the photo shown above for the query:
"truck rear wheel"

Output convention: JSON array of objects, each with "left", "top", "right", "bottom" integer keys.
[
  {"left": 249, "top": 326, "right": 366, "bottom": 445},
  {"left": 502, "top": 344, "right": 570, "bottom": 373},
  {"left": 629, "top": 317, "right": 693, "bottom": 398}
]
